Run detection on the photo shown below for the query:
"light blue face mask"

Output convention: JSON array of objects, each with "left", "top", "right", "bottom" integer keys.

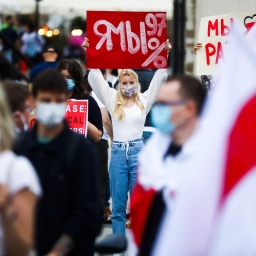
[
  {"left": 66, "top": 79, "right": 75, "bottom": 91},
  {"left": 151, "top": 104, "right": 176, "bottom": 135}
]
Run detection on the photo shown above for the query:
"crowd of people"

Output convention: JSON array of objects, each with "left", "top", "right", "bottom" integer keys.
[
  {"left": 0, "top": 14, "right": 173, "bottom": 254},
  {"left": 1, "top": 10, "right": 253, "bottom": 256}
]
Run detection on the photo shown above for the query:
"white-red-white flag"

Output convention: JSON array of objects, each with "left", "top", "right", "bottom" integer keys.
[{"left": 149, "top": 24, "right": 256, "bottom": 256}]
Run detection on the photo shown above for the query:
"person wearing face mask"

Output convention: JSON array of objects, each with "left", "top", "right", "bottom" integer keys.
[
  {"left": 129, "top": 75, "right": 207, "bottom": 256},
  {"left": 14, "top": 69, "right": 102, "bottom": 256},
  {"left": 83, "top": 38, "right": 171, "bottom": 240},
  {"left": 1, "top": 80, "right": 31, "bottom": 133},
  {"left": 57, "top": 59, "right": 103, "bottom": 143}
]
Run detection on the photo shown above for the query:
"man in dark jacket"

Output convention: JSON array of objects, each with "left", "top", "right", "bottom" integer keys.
[{"left": 14, "top": 69, "right": 102, "bottom": 256}]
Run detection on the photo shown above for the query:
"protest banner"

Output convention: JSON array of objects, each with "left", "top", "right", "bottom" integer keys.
[
  {"left": 196, "top": 11, "right": 256, "bottom": 75},
  {"left": 65, "top": 100, "right": 88, "bottom": 136},
  {"left": 29, "top": 100, "right": 89, "bottom": 136},
  {"left": 86, "top": 11, "right": 167, "bottom": 69}
]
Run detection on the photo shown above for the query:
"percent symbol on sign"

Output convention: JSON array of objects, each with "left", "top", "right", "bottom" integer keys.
[{"left": 141, "top": 42, "right": 166, "bottom": 68}]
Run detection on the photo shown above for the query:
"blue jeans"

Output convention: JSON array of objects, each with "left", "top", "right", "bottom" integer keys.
[{"left": 110, "top": 138, "right": 144, "bottom": 234}]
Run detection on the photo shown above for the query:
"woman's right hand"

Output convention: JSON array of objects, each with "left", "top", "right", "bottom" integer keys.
[
  {"left": 165, "top": 39, "right": 172, "bottom": 54},
  {"left": 82, "top": 38, "right": 90, "bottom": 51}
]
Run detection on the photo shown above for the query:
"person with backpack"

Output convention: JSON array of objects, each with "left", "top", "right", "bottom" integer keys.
[{"left": 14, "top": 69, "right": 102, "bottom": 256}]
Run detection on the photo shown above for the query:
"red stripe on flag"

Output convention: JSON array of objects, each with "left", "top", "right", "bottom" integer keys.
[
  {"left": 131, "top": 183, "right": 156, "bottom": 246},
  {"left": 222, "top": 94, "right": 256, "bottom": 201}
]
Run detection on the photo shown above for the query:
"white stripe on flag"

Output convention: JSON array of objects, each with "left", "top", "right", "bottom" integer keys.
[{"left": 151, "top": 23, "right": 256, "bottom": 256}]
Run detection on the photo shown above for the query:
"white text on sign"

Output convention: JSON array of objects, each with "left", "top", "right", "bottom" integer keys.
[
  {"left": 66, "top": 104, "right": 87, "bottom": 113},
  {"left": 93, "top": 13, "right": 167, "bottom": 68}
]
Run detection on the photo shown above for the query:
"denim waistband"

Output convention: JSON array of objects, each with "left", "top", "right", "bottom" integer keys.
[
  {"left": 112, "top": 138, "right": 143, "bottom": 146},
  {"left": 112, "top": 138, "right": 143, "bottom": 160}
]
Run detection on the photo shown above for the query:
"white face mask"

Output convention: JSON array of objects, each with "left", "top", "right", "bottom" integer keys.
[{"left": 37, "top": 103, "right": 66, "bottom": 127}]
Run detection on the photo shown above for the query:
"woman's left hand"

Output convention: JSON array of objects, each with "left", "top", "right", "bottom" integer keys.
[{"left": 165, "top": 39, "right": 172, "bottom": 55}]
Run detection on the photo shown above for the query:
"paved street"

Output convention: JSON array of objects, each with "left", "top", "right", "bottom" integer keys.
[
  {"left": 95, "top": 224, "right": 131, "bottom": 256},
  {"left": 94, "top": 224, "right": 112, "bottom": 256},
  {"left": 97, "top": 224, "right": 113, "bottom": 240}
]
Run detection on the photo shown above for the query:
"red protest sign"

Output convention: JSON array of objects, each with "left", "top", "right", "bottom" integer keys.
[
  {"left": 65, "top": 100, "right": 88, "bottom": 136},
  {"left": 86, "top": 11, "right": 167, "bottom": 69}
]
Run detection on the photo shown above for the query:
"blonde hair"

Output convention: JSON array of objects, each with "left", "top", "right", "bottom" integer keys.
[
  {"left": 0, "top": 83, "right": 15, "bottom": 151},
  {"left": 112, "top": 69, "right": 144, "bottom": 120}
]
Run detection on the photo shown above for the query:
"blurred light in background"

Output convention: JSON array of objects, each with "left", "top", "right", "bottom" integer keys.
[
  {"left": 46, "top": 30, "right": 53, "bottom": 37},
  {"left": 38, "top": 28, "right": 45, "bottom": 35},
  {"left": 38, "top": 26, "right": 60, "bottom": 37},
  {"left": 71, "top": 29, "right": 83, "bottom": 36},
  {"left": 53, "top": 29, "right": 60, "bottom": 35}
]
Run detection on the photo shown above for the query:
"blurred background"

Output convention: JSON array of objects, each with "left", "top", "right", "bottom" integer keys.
[{"left": 0, "top": 0, "right": 255, "bottom": 76}]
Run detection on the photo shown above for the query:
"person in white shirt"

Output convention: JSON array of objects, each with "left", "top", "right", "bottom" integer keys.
[
  {"left": 83, "top": 38, "right": 171, "bottom": 237},
  {"left": 0, "top": 83, "right": 41, "bottom": 256},
  {"left": 129, "top": 75, "right": 207, "bottom": 256},
  {"left": 21, "top": 21, "right": 45, "bottom": 64}
]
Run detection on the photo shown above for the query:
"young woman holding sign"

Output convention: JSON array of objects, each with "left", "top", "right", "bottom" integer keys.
[
  {"left": 83, "top": 38, "right": 171, "bottom": 235},
  {"left": 57, "top": 59, "right": 103, "bottom": 143}
]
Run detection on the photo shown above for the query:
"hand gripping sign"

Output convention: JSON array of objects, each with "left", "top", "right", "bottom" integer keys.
[
  {"left": 196, "top": 10, "right": 256, "bottom": 75},
  {"left": 86, "top": 11, "right": 167, "bottom": 69},
  {"left": 65, "top": 100, "right": 88, "bottom": 136}
]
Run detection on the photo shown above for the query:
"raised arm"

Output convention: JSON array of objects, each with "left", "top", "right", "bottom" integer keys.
[
  {"left": 82, "top": 38, "right": 117, "bottom": 113},
  {"left": 88, "top": 69, "right": 117, "bottom": 113},
  {"left": 142, "top": 69, "right": 168, "bottom": 114},
  {"left": 142, "top": 39, "right": 171, "bottom": 113}
]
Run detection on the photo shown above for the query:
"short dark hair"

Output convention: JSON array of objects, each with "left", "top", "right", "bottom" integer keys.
[
  {"left": 43, "top": 44, "right": 58, "bottom": 54},
  {"left": 2, "top": 80, "right": 29, "bottom": 113},
  {"left": 5, "top": 15, "right": 12, "bottom": 22},
  {"left": 25, "top": 20, "right": 35, "bottom": 32},
  {"left": 166, "top": 75, "right": 207, "bottom": 116},
  {"left": 32, "top": 68, "right": 68, "bottom": 97}
]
